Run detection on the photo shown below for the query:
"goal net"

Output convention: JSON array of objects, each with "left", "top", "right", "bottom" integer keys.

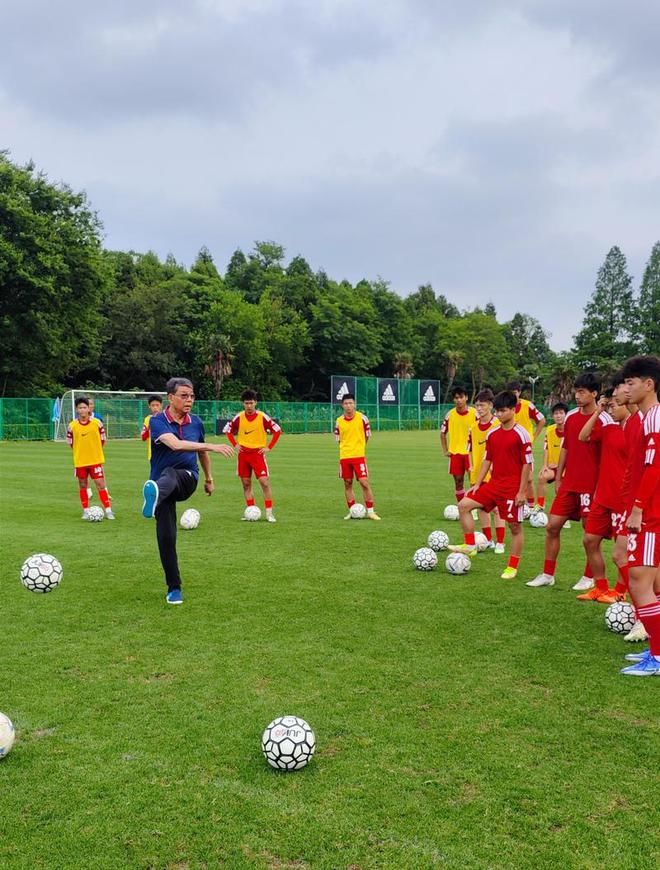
[{"left": 54, "top": 390, "right": 167, "bottom": 441}]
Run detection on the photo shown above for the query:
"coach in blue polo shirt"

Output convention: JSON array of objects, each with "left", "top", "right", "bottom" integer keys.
[{"left": 142, "top": 377, "right": 234, "bottom": 604}]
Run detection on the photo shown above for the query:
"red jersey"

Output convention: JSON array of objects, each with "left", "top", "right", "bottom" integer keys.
[
  {"left": 631, "top": 404, "right": 660, "bottom": 531},
  {"left": 485, "top": 424, "right": 533, "bottom": 493},
  {"left": 621, "top": 411, "right": 644, "bottom": 513},
  {"left": 589, "top": 421, "right": 627, "bottom": 511},
  {"left": 560, "top": 408, "right": 610, "bottom": 493}
]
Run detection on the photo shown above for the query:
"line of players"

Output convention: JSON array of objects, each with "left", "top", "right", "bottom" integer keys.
[{"left": 442, "top": 358, "right": 660, "bottom": 677}]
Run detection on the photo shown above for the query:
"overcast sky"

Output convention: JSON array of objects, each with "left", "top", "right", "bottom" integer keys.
[{"left": 2, "top": 0, "right": 659, "bottom": 349}]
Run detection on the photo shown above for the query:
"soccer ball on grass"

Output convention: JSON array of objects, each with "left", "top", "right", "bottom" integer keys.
[
  {"left": 427, "top": 530, "right": 449, "bottom": 551},
  {"left": 244, "top": 506, "right": 262, "bottom": 522},
  {"left": 20, "top": 554, "right": 63, "bottom": 593},
  {"left": 445, "top": 552, "right": 471, "bottom": 575},
  {"left": 262, "top": 715, "right": 316, "bottom": 771},
  {"left": 474, "top": 531, "right": 489, "bottom": 552},
  {"left": 529, "top": 511, "right": 549, "bottom": 528},
  {"left": 413, "top": 547, "right": 438, "bottom": 571},
  {"left": 0, "top": 712, "right": 15, "bottom": 759},
  {"left": 349, "top": 503, "right": 367, "bottom": 519},
  {"left": 86, "top": 506, "right": 104, "bottom": 522},
  {"left": 605, "top": 602, "right": 636, "bottom": 634},
  {"left": 180, "top": 508, "right": 201, "bottom": 530},
  {"left": 443, "top": 505, "right": 459, "bottom": 521}
]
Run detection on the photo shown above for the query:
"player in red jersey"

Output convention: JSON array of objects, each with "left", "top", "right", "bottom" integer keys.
[
  {"left": 619, "top": 356, "right": 660, "bottom": 675},
  {"left": 449, "top": 391, "right": 532, "bottom": 580},
  {"left": 526, "top": 373, "right": 605, "bottom": 588},
  {"left": 577, "top": 387, "right": 630, "bottom": 602}
]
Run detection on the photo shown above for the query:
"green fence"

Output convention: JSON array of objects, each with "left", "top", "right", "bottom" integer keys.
[{"left": 0, "top": 398, "right": 55, "bottom": 440}]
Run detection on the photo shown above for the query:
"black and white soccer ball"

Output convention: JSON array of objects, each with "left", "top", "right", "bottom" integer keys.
[
  {"left": 87, "top": 506, "right": 104, "bottom": 522},
  {"left": 529, "top": 510, "right": 549, "bottom": 528},
  {"left": 443, "top": 505, "right": 459, "bottom": 521},
  {"left": 413, "top": 547, "right": 438, "bottom": 571},
  {"left": 445, "top": 552, "right": 472, "bottom": 575},
  {"left": 180, "top": 508, "right": 201, "bottom": 530},
  {"left": 0, "top": 712, "right": 15, "bottom": 759},
  {"left": 244, "top": 506, "right": 262, "bottom": 522},
  {"left": 605, "top": 601, "right": 636, "bottom": 634},
  {"left": 349, "top": 503, "right": 367, "bottom": 519},
  {"left": 427, "top": 530, "right": 449, "bottom": 551},
  {"left": 262, "top": 715, "right": 316, "bottom": 771},
  {"left": 474, "top": 531, "right": 489, "bottom": 552},
  {"left": 20, "top": 554, "right": 63, "bottom": 593}
]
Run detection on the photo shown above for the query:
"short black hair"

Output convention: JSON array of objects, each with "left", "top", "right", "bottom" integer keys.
[
  {"left": 475, "top": 389, "right": 494, "bottom": 403},
  {"left": 493, "top": 390, "right": 517, "bottom": 411},
  {"left": 341, "top": 393, "right": 355, "bottom": 402},
  {"left": 241, "top": 389, "right": 257, "bottom": 401},
  {"left": 551, "top": 402, "right": 569, "bottom": 414},
  {"left": 147, "top": 395, "right": 162, "bottom": 404},
  {"left": 505, "top": 380, "right": 522, "bottom": 392},
  {"left": 450, "top": 385, "right": 467, "bottom": 398},
  {"left": 166, "top": 377, "right": 193, "bottom": 394},
  {"left": 621, "top": 355, "right": 660, "bottom": 392},
  {"left": 574, "top": 372, "right": 600, "bottom": 394},
  {"left": 602, "top": 387, "right": 615, "bottom": 400},
  {"left": 75, "top": 397, "right": 90, "bottom": 408},
  {"left": 610, "top": 371, "right": 624, "bottom": 388}
]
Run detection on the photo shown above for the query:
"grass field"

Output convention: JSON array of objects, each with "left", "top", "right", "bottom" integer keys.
[{"left": 0, "top": 431, "right": 658, "bottom": 870}]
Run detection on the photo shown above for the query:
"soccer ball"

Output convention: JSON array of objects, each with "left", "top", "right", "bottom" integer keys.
[
  {"left": 605, "top": 602, "right": 636, "bottom": 634},
  {"left": 443, "top": 505, "right": 459, "bottom": 521},
  {"left": 244, "top": 506, "right": 262, "bottom": 522},
  {"left": 413, "top": 547, "right": 438, "bottom": 571},
  {"left": 529, "top": 510, "right": 549, "bottom": 528},
  {"left": 349, "top": 503, "right": 367, "bottom": 519},
  {"left": 522, "top": 504, "right": 532, "bottom": 520},
  {"left": 445, "top": 552, "right": 472, "bottom": 575},
  {"left": 20, "top": 554, "right": 63, "bottom": 593},
  {"left": 262, "top": 715, "right": 316, "bottom": 771},
  {"left": 427, "top": 530, "right": 449, "bottom": 551},
  {"left": 0, "top": 712, "right": 15, "bottom": 759},
  {"left": 180, "top": 508, "right": 201, "bottom": 530},
  {"left": 474, "top": 531, "right": 489, "bottom": 552},
  {"left": 87, "top": 506, "right": 104, "bottom": 522}
]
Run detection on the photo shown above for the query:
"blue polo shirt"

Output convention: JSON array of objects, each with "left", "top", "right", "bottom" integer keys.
[{"left": 149, "top": 408, "right": 205, "bottom": 481}]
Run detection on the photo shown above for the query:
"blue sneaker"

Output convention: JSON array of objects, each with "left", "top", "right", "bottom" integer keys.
[
  {"left": 166, "top": 588, "right": 183, "bottom": 605},
  {"left": 624, "top": 648, "right": 650, "bottom": 663},
  {"left": 620, "top": 654, "right": 660, "bottom": 676},
  {"left": 142, "top": 480, "right": 159, "bottom": 518}
]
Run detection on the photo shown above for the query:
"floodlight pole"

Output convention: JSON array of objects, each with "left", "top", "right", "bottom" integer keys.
[{"left": 528, "top": 375, "right": 540, "bottom": 403}]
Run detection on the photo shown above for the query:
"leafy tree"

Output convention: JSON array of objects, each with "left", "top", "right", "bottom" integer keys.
[
  {"left": 503, "top": 313, "right": 553, "bottom": 372},
  {"left": 442, "top": 314, "right": 515, "bottom": 398},
  {"left": 637, "top": 241, "right": 660, "bottom": 353}
]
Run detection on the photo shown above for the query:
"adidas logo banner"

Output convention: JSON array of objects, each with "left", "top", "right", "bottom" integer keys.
[
  {"left": 331, "top": 375, "right": 356, "bottom": 404},
  {"left": 419, "top": 379, "right": 440, "bottom": 405},
  {"left": 378, "top": 378, "right": 399, "bottom": 405}
]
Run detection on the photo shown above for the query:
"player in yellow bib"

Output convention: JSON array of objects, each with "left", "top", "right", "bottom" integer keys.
[
  {"left": 441, "top": 386, "right": 477, "bottom": 504},
  {"left": 467, "top": 389, "right": 506, "bottom": 552},
  {"left": 141, "top": 395, "right": 163, "bottom": 461},
  {"left": 537, "top": 402, "right": 568, "bottom": 510},
  {"left": 66, "top": 397, "right": 114, "bottom": 519},
  {"left": 334, "top": 393, "right": 380, "bottom": 520}
]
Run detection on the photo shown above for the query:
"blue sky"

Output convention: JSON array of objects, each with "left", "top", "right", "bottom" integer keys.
[{"left": 2, "top": 0, "right": 659, "bottom": 349}]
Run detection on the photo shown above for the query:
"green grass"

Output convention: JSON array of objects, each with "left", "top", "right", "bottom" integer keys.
[{"left": 0, "top": 432, "right": 658, "bottom": 870}]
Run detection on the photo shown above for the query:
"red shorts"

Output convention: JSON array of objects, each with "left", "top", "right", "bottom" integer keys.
[
  {"left": 550, "top": 489, "right": 594, "bottom": 521},
  {"left": 471, "top": 482, "right": 524, "bottom": 523},
  {"left": 237, "top": 450, "right": 269, "bottom": 479},
  {"left": 614, "top": 511, "right": 629, "bottom": 538},
  {"left": 584, "top": 502, "right": 624, "bottom": 539},
  {"left": 75, "top": 465, "right": 104, "bottom": 480},
  {"left": 449, "top": 454, "right": 470, "bottom": 476},
  {"left": 627, "top": 529, "right": 660, "bottom": 568},
  {"left": 339, "top": 457, "right": 369, "bottom": 481}
]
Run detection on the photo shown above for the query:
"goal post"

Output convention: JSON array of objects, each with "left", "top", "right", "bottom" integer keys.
[{"left": 54, "top": 390, "right": 167, "bottom": 441}]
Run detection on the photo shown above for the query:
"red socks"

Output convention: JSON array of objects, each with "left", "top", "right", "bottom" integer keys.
[
  {"left": 99, "top": 489, "right": 110, "bottom": 509},
  {"left": 637, "top": 602, "right": 660, "bottom": 656},
  {"left": 583, "top": 563, "right": 593, "bottom": 579},
  {"left": 265, "top": 499, "right": 273, "bottom": 509},
  {"left": 455, "top": 488, "right": 465, "bottom": 503},
  {"left": 496, "top": 527, "right": 505, "bottom": 544},
  {"left": 246, "top": 497, "right": 255, "bottom": 507},
  {"left": 614, "top": 566, "right": 629, "bottom": 595},
  {"left": 346, "top": 497, "right": 355, "bottom": 507},
  {"left": 595, "top": 577, "right": 609, "bottom": 592},
  {"left": 537, "top": 497, "right": 545, "bottom": 508},
  {"left": 527, "top": 497, "right": 535, "bottom": 507},
  {"left": 465, "top": 532, "right": 476, "bottom": 546},
  {"left": 482, "top": 527, "right": 493, "bottom": 541},
  {"left": 508, "top": 555, "right": 520, "bottom": 570},
  {"left": 79, "top": 489, "right": 89, "bottom": 509},
  {"left": 543, "top": 559, "right": 556, "bottom": 576}
]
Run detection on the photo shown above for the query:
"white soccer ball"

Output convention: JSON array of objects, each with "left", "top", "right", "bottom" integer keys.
[
  {"left": 262, "top": 715, "right": 316, "bottom": 771},
  {"left": 605, "top": 602, "right": 636, "bottom": 634},
  {"left": 349, "top": 503, "right": 367, "bottom": 519},
  {"left": 20, "top": 554, "right": 63, "bottom": 593},
  {"left": 244, "top": 506, "right": 262, "bottom": 522},
  {"left": 529, "top": 510, "right": 549, "bottom": 528},
  {"left": 522, "top": 504, "right": 532, "bottom": 520},
  {"left": 180, "top": 508, "right": 201, "bottom": 530},
  {"left": 445, "top": 552, "right": 472, "bottom": 575},
  {"left": 0, "top": 712, "right": 15, "bottom": 759},
  {"left": 87, "top": 506, "right": 104, "bottom": 522},
  {"left": 413, "top": 547, "right": 438, "bottom": 571},
  {"left": 427, "top": 530, "right": 449, "bottom": 551},
  {"left": 443, "top": 504, "right": 459, "bottom": 521},
  {"left": 474, "top": 531, "right": 489, "bottom": 552}
]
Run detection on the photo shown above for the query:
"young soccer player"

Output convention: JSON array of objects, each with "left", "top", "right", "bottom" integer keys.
[
  {"left": 141, "top": 395, "right": 163, "bottom": 461},
  {"left": 526, "top": 373, "right": 606, "bottom": 589},
  {"left": 223, "top": 389, "right": 282, "bottom": 522},
  {"left": 441, "top": 386, "right": 477, "bottom": 504},
  {"left": 618, "top": 355, "right": 660, "bottom": 676},
  {"left": 505, "top": 381, "right": 545, "bottom": 508},
  {"left": 449, "top": 390, "right": 532, "bottom": 579},
  {"left": 335, "top": 393, "right": 380, "bottom": 520},
  {"left": 142, "top": 377, "right": 234, "bottom": 604},
  {"left": 67, "top": 397, "right": 114, "bottom": 520},
  {"left": 537, "top": 402, "right": 568, "bottom": 512},
  {"left": 466, "top": 389, "right": 506, "bottom": 554},
  {"left": 577, "top": 388, "right": 629, "bottom": 602}
]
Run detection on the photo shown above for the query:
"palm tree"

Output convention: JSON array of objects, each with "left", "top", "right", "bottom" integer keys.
[
  {"left": 203, "top": 333, "right": 235, "bottom": 399},
  {"left": 393, "top": 352, "right": 414, "bottom": 379},
  {"left": 443, "top": 350, "right": 464, "bottom": 400}
]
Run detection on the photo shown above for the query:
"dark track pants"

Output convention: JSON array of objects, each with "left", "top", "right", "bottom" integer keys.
[{"left": 155, "top": 468, "right": 197, "bottom": 591}]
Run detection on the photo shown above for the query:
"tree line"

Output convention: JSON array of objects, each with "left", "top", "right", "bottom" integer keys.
[{"left": 2, "top": 153, "right": 659, "bottom": 403}]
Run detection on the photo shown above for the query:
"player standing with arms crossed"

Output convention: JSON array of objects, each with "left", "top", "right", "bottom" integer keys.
[
  {"left": 441, "top": 386, "right": 476, "bottom": 505},
  {"left": 335, "top": 393, "right": 380, "bottom": 520},
  {"left": 224, "top": 389, "right": 282, "bottom": 523},
  {"left": 67, "top": 397, "right": 114, "bottom": 520},
  {"left": 449, "top": 390, "right": 532, "bottom": 579},
  {"left": 466, "top": 389, "right": 506, "bottom": 553}
]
